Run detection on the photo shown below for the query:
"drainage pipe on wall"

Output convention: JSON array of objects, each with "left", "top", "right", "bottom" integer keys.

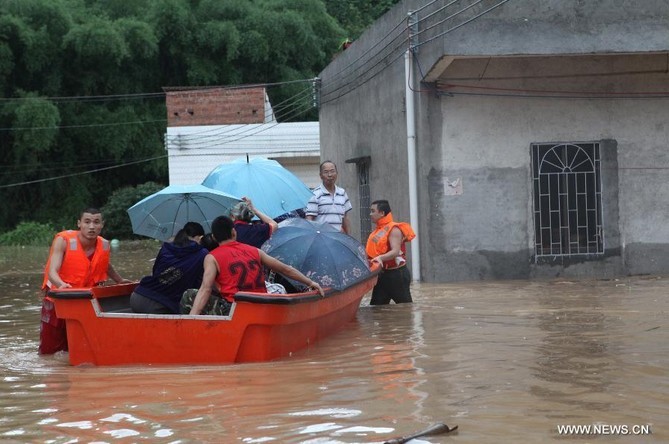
[{"left": 404, "top": 49, "right": 421, "bottom": 282}]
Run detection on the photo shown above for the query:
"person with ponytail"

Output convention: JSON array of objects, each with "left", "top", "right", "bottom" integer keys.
[{"left": 130, "top": 222, "right": 208, "bottom": 314}]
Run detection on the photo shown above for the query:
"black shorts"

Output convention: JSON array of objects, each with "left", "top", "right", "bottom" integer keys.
[{"left": 370, "top": 266, "right": 412, "bottom": 305}]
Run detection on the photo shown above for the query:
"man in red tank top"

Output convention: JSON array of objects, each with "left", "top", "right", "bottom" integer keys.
[{"left": 186, "top": 216, "right": 324, "bottom": 316}]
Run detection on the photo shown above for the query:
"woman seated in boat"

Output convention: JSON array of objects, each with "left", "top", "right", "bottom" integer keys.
[
  {"left": 130, "top": 222, "right": 208, "bottom": 314},
  {"left": 230, "top": 197, "right": 278, "bottom": 248},
  {"left": 181, "top": 216, "right": 324, "bottom": 316}
]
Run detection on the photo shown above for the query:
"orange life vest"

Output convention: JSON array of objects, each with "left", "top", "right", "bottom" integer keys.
[
  {"left": 366, "top": 213, "right": 415, "bottom": 269},
  {"left": 42, "top": 230, "right": 111, "bottom": 289}
]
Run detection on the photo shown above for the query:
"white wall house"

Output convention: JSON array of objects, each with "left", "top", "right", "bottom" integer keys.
[
  {"left": 165, "top": 121, "right": 320, "bottom": 187},
  {"left": 164, "top": 86, "right": 321, "bottom": 188}
]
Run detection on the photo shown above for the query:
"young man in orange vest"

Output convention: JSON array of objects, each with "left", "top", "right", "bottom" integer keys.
[
  {"left": 40, "top": 208, "right": 130, "bottom": 354},
  {"left": 366, "top": 200, "right": 416, "bottom": 305}
]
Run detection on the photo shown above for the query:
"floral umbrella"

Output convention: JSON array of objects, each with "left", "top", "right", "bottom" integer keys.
[{"left": 261, "top": 218, "right": 371, "bottom": 291}]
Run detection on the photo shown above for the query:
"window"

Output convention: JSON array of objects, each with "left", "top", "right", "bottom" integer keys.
[
  {"left": 357, "top": 160, "right": 371, "bottom": 241},
  {"left": 531, "top": 142, "right": 603, "bottom": 258}
]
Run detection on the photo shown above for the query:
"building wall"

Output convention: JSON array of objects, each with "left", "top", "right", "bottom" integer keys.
[
  {"left": 165, "top": 88, "right": 320, "bottom": 190},
  {"left": 319, "top": 0, "right": 669, "bottom": 281},
  {"left": 430, "top": 91, "right": 669, "bottom": 281},
  {"left": 166, "top": 87, "right": 266, "bottom": 126},
  {"left": 166, "top": 122, "right": 321, "bottom": 188}
]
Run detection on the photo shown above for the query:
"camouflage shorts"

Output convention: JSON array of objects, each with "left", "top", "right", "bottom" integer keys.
[{"left": 179, "top": 289, "right": 231, "bottom": 316}]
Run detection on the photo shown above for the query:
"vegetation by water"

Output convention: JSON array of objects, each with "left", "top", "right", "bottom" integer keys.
[{"left": 0, "top": 222, "right": 54, "bottom": 247}]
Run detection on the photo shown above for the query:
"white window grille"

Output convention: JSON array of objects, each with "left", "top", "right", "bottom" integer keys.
[{"left": 531, "top": 142, "right": 604, "bottom": 258}]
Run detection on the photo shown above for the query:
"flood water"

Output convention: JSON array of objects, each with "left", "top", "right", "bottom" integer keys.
[{"left": 0, "top": 243, "right": 666, "bottom": 443}]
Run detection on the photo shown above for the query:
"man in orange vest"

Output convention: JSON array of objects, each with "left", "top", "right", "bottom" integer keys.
[
  {"left": 40, "top": 207, "right": 130, "bottom": 354},
  {"left": 366, "top": 200, "right": 416, "bottom": 305}
]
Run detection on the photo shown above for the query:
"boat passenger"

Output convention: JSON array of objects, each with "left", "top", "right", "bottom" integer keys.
[
  {"left": 40, "top": 207, "right": 131, "bottom": 354},
  {"left": 181, "top": 215, "right": 324, "bottom": 316},
  {"left": 230, "top": 197, "right": 278, "bottom": 248},
  {"left": 201, "top": 233, "right": 218, "bottom": 252},
  {"left": 130, "top": 222, "right": 208, "bottom": 314},
  {"left": 366, "top": 199, "right": 416, "bottom": 305}
]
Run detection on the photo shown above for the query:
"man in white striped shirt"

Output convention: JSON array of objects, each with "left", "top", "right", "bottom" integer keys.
[{"left": 305, "top": 160, "right": 352, "bottom": 234}]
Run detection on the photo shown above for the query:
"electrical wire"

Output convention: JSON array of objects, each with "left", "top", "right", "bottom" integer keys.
[
  {"left": 441, "top": 81, "right": 669, "bottom": 96},
  {"left": 0, "top": 155, "right": 167, "bottom": 189},
  {"left": 320, "top": 0, "right": 514, "bottom": 104},
  {"left": 166, "top": 85, "right": 316, "bottom": 147},
  {"left": 320, "top": 27, "right": 410, "bottom": 104},
  {"left": 412, "top": 0, "right": 486, "bottom": 40},
  {"left": 0, "top": 92, "right": 166, "bottom": 103},
  {"left": 0, "top": 78, "right": 316, "bottom": 103},
  {"left": 165, "top": 101, "right": 316, "bottom": 150},
  {"left": 441, "top": 90, "right": 669, "bottom": 100},
  {"left": 0, "top": 118, "right": 167, "bottom": 132},
  {"left": 414, "top": 0, "right": 512, "bottom": 48}
]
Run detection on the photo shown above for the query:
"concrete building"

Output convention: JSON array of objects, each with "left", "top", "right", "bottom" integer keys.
[
  {"left": 165, "top": 86, "right": 321, "bottom": 188},
  {"left": 319, "top": 0, "right": 669, "bottom": 282}
]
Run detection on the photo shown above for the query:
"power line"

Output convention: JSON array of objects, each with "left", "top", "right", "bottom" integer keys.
[
  {"left": 412, "top": 0, "right": 487, "bottom": 41},
  {"left": 414, "top": 0, "right": 512, "bottom": 48},
  {"left": 166, "top": 100, "right": 317, "bottom": 151},
  {"left": 0, "top": 78, "right": 317, "bottom": 103},
  {"left": 0, "top": 92, "right": 166, "bottom": 103},
  {"left": 320, "top": 0, "right": 515, "bottom": 103},
  {"left": 0, "top": 155, "right": 167, "bottom": 189},
  {"left": 0, "top": 118, "right": 167, "bottom": 132}
]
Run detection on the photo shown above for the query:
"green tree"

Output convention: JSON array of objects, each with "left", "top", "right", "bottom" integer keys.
[
  {"left": 325, "top": 0, "right": 400, "bottom": 40},
  {"left": 8, "top": 94, "right": 60, "bottom": 168},
  {"left": 102, "top": 181, "right": 164, "bottom": 239},
  {"left": 0, "top": 0, "right": 368, "bottom": 237}
]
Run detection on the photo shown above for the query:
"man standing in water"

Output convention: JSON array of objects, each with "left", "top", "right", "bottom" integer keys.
[
  {"left": 366, "top": 200, "right": 416, "bottom": 305},
  {"left": 40, "top": 208, "right": 130, "bottom": 354},
  {"left": 306, "top": 160, "right": 352, "bottom": 234}
]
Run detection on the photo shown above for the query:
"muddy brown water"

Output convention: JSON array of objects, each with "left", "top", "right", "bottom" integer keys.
[{"left": 0, "top": 243, "right": 666, "bottom": 443}]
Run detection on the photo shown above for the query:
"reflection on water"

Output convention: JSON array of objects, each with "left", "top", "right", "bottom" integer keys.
[
  {"left": 0, "top": 244, "right": 666, "bottom": 443},
  {"left": 531, "top": 282, "right": 615, "bottom": 413}
]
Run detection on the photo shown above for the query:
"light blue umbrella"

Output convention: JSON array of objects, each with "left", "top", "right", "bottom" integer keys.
[
  {"left": 127, "top": 184, "right": 241, "bottom": 241},
  {"left": 201, "top": 157, "right": 313, "bottom": 219}
]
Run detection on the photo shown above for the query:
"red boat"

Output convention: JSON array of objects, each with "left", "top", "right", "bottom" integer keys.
[{"left": 47, "top": 269, "right": 378, "bottom": 366}]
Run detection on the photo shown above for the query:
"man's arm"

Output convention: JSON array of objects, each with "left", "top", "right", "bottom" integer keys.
[
  {"left": 341, "top": 190, "right": 353, "bottom": 234},
  {"left": 189, "top": 254, "right": 218, "bottom": 315},
  {"left": 107, "top": 263, "right": 132, "bottom": 284},
  {"left": 244, "top": 197, "right": 278, "bottom": 234},
  {"left": 370, "top": 226, "right": 402, "bottom": 266},
  {"left": 341, "top": 212, "right": 351, "bottom": 235},
  {"left": 304, "top": 194, "right": 318, "bottom": 221},
  {"left": 259, "top": 251, "right": 324, "bottom": 296},
  {"left": 47, "top": 236, "right": 70, "bottom": 288}
]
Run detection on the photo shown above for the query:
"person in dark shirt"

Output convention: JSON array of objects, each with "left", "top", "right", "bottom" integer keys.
[
  {"left": 130, "top": 222, "right": 208, "bottom": 314},
  {"left": 230, "top": 197, "right": 278, "bottom": 248}
]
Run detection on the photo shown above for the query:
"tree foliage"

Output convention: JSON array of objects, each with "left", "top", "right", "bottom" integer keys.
[
  {"left": 0, "top": 0, "right": 385, "bottom": 237},
  {"left": 0, "top": 221, "right": 54, "bottom": 246},
  {"left": 324, "top": 0, "right": 401, "bottom": 41},
  {"left": 102, "top": 181, "right": 165, "bottom": 240}
]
